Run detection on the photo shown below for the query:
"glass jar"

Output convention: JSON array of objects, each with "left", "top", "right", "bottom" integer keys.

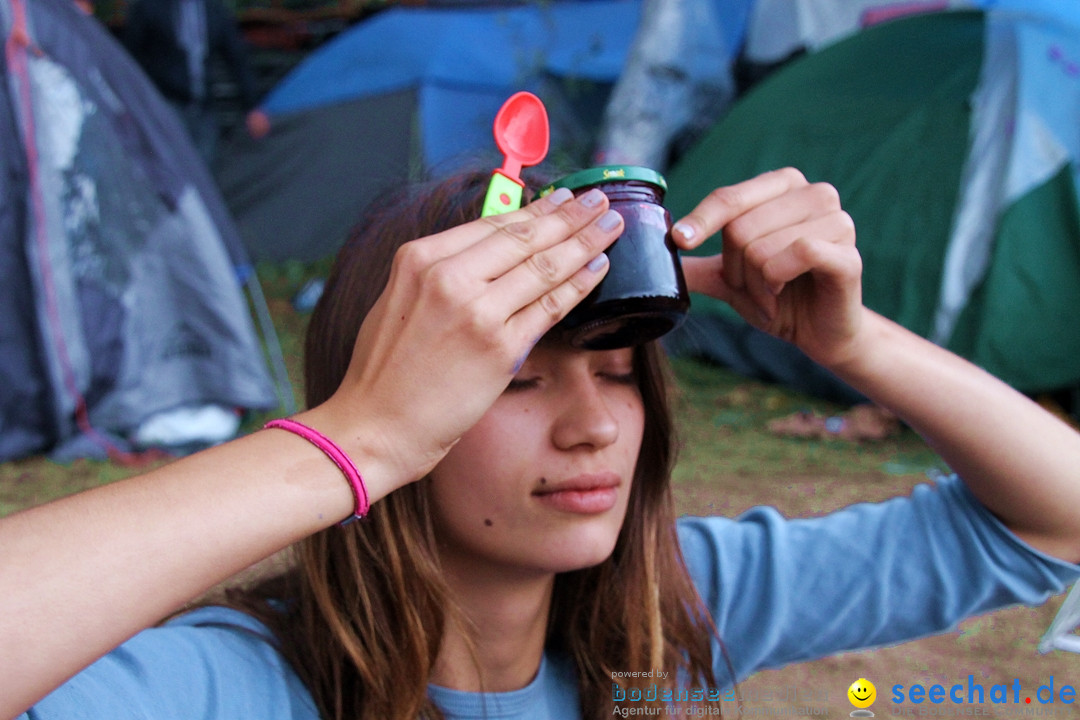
[{"left": 537, "top": 165, "right": 690, "bottom": 349}]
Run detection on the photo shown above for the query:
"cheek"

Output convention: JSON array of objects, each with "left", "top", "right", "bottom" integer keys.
[{"left": 426, "top": 413, "right": 534, "bottom": 524}]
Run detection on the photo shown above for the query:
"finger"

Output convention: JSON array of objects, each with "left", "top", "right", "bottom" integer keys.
[
  {"left": 721, "top": 181, "right": 844, "bottom": 293},
  {"left": 407, "top": 185, "right": 580, "bottom": 266},
  {"left": 387, "top": 187, "right": 608, "bottom": 305},
  {"left": 507, "top": 252, "right": 611, "bottom": 347},
  {"left": 761, "top": 231, "right": 862, "bottom": 300},
  {"left": 490, "top": 205, "right": 623, "bottom": 314},
  {"left": 739, "top": 212, "right": 853, "bottom": 315},
  {"left": 681, "top": 253, "right": 786, "bottom": 331},
  {"left": 671, "top": 168, "right": 810, "bottom": 250},
  {"left": 445, "top": 187, "right": 613, "bottom": 286},
  {"left": 720, "top": 190, "right": 815, "bottom": 293},
  {"left": 680, "top": 255, "right": 730, "bottom": 301}
]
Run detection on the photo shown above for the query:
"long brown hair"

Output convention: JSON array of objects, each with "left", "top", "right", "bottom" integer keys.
[{"left": 233, "top": 169, "right": 723, "bottom": 718}]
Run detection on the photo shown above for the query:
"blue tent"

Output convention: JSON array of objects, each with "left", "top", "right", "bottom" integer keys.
[
  {"left": 263, "top": 2, "right": 644, "bottom": 170},
  {"left": 215, "top": 1, "right": 646, "bottom": 262}
]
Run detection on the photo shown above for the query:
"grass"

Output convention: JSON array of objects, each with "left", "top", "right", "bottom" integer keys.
[{"left": 670, "top": 355, "right": 945, "bottom": 480}]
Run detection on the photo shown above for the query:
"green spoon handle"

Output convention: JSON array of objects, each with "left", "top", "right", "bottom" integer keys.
[{"left": 481, "top": 171, "right": 524, "bottom": 217}]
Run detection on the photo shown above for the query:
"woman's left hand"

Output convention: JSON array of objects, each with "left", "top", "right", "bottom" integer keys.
[{"left": 671, "top": 168, "right": 865, "bottom": 370}]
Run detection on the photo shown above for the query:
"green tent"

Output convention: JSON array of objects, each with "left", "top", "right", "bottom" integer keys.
[{"left": 665, "top": 9, "right": 1080, "bottom": 394}]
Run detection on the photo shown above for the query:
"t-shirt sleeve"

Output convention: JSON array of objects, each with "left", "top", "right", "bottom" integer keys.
[
  {"left": 677, "top": 474, "right": 1080, "bottom": 684},
  {"left": 19, "top": 607, "right": 318, "bottom": 720}
]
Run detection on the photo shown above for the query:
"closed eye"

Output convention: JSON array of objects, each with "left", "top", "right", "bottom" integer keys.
[{"left": 505, "top": 377, "right": 540, "bottom": 392}]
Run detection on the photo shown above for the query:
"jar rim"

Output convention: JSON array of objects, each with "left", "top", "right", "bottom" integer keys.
[{"left": 536, "top": 165, "right": 667, "bottom": 197}]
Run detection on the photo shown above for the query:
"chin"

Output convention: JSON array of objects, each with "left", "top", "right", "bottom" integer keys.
[
  {"left": 535, "top": 525, "right": 621, "bottom": 573},
  {"left": 436, "top": 507, "right": 628, "bottom": 577}
]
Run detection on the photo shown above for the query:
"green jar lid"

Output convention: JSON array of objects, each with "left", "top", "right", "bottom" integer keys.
[{"left": 537, "top": 165, "right": 667, "bottom": 198}]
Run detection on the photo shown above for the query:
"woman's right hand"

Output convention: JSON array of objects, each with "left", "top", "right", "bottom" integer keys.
[{"left": 302, "top": 187, "right": 623, "bottom": 499}]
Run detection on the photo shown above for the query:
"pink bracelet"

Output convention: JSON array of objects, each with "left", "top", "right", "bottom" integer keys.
[{"left": 264, "top": 418, "right": 369, "bottom": 524}]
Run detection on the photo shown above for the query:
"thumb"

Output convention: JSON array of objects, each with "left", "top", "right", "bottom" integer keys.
[{"left": 680, "top": 256, "right": 731, "bottom": 302}]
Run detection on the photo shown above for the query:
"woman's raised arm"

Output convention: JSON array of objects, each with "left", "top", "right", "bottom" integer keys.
[
  {"left": 673, "top": 168, "right": 1080, "bottom": 563},
  {"left": 0, "top": 187, "right": 623, "bottom": 718}
]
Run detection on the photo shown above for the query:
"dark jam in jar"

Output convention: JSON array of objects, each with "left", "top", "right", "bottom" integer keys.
[{"left": 538, "top": 165, "right": 690, "bottom": 349}]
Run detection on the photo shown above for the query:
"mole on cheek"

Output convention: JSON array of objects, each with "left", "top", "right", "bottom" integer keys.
[
  {"left": 539, "top": 477, "right": 547, "bottom": 485},
  {"left": 484, "top": 519, "right": 494, "bottom": 527}
]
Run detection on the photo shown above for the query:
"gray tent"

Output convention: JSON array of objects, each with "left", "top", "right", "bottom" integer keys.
[{"left": 0, "top": 0, "right": 291, "bottom": 462}]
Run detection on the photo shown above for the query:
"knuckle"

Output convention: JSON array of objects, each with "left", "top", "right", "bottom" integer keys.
[
  {"left": 743, "top": 240, "right": 771, "bottom": 268},
  {"left": 552, "top": 194, "right": 605, "bottom": 232},
  {"left": 478, "top": 215, "right": 505, "bottom": 233},
  {"left": 722, "top": 217, "right": 752, "bottom": 249},
  {"left": 810, "top": 181, "right": 842, "bottom": 208},
  {"left": 515, "top": 200, "right": 548, "bottom": 219},
  {"left": 574, "top": 231, "right": 600, "bottom": 255},
  {"left": 537, "top": 289, "right": 564, "bottom": 324},
  {"left": 500, "top": 219, "right": 537, "bottom": 248},
  {"left": 525, "top": 250, "right": 560, "bottom": 283},
  {"left": 461, "top": 297, "right": 501, "bottom": 338},
  {"left": 790, "top": 235, "right": 818, "bottom": 262},
  {"left": 840, "top": 244, "right": 864, "bottom": 278},
  {"left": 775, "top": 167, "right": 808, "bottom": 185},
  {"left": 423, "top": 259, "right": 463, "bottom": 299},
  {"left": 837, "top": 210, "right": 857, "bottom": 239},
  {"left": 706, "top": 185, "right": 745, "bottom": 215},
  {"left": 848, "top": 250, "right": 864, "bottom": 276},
  {"left": 573, "top": 225, "right": 607, "bottom": 255},
  {"left": 759, "top": 264, "right": 783, "bottom": 289},
  {"left": 393, "top": 240, "right": 429, "bottom": 274},
  {"left": 554, "top": 196, "right": 585, "bottom": 223},
  {"left": 566, "top": 270, "right": 591, "bottom": 294}
]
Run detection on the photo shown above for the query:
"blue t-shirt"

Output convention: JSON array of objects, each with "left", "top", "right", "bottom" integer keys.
[{"left": 21, "top": 476, "right": 1080, "bottom": 719}]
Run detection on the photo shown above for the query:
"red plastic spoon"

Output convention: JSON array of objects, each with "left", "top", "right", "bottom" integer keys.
[{"left": 481, "top": 91, "right": 550, "bottom": 217}]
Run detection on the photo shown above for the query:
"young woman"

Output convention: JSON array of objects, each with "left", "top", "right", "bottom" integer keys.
[{"left": 4, "top": 168, "right": 1080, "bottom": 720}]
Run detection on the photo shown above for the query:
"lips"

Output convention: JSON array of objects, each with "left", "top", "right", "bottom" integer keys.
[{"left": 531, "top": 473, "right": 621, "bottom": 514}]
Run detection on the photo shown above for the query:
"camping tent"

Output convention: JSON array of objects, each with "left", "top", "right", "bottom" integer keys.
[
  {"left": 740, "top": 0, "right": 978, "bottom": 66},
  {"left": 593, "top": 0, "right": 754, "bottom": 172},
  {"left": 0, "top": 0, "right": 290, "bottom": 462},
  {"left": 215, "top": 0, "right": 644, "bottom": 263},
  {"left": 664, "top": 8, "right": 1080, "bottom": 397}
]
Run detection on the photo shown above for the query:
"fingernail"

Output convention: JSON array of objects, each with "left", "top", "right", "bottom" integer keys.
[
  {"left": 511, "top": 351, "right": 529, "bottom": 374},
  {"left": 587, "top": 253, "right": 609, "bottom": 272},
  {"left": 548, "top": 187, "right": 573, "bottom": 205},
  {"left": 511, "top": 336, "right": 541, "bottom": 374},
  {"left": 673, "top": 222, "right": 695, "bottom": 241},
  {"left": 596, "top": 209, "right": 622, "bottom": 231},
  {"left": 580, "top": 188, "right": 605, "bottom": 207}
]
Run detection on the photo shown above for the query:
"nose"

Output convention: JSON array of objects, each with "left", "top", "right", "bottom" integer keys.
[{"left": 550, "top": 375, "right": 620, "bottom": 451}]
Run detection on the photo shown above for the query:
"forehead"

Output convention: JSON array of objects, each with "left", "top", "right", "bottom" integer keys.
[{"left": 526, "top": 337, "right": 636, "bottom": 365}]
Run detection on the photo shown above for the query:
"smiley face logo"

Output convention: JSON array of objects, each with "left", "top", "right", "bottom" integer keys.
[{"left": 847, "top": 678, "right": 876, "bottom": 709}]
